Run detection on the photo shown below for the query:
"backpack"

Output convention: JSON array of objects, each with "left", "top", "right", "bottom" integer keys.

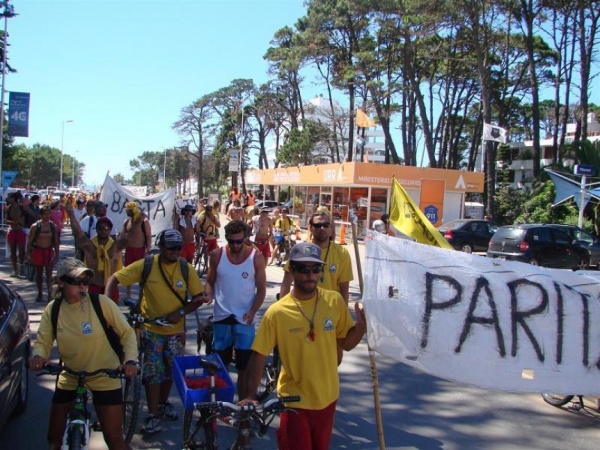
[{"left": 51, "top": 292, "right": 125, "bottom": 363}]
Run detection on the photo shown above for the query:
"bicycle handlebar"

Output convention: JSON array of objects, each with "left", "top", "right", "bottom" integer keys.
[
  {"left": 124, "top": 312, "right": 174, "bottom": 328},
  {"left": 37, "top": 364, "right": 125, "bottom": 379}
]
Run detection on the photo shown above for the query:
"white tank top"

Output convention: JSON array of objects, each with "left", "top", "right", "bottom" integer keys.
[{"left": 214, "top": 247, "right": 258, "bottom": 324}]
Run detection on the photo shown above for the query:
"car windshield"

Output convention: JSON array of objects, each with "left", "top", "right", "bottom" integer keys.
[{"left": 439, "top": 219, "right": 469, "bottom": 230}]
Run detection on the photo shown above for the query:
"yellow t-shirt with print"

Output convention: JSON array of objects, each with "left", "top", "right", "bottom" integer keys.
[
  {"left": 32, "top": 294, "right": 138, "bottom": 391},
  {"left": 274, "top": 216, "right": 295, "bottom": 233},
  {"left": 252, "top": 288, "right": 354, "bottom": 410},
  {"left": 284, "top": 242, "right": 353, "bottom": 293},
  {"left": 115, "top": 255, "right": 204, "bottom": 334}
]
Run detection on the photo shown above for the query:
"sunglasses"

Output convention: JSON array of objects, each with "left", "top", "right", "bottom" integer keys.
[
  {"left": 227, "top": 238, "right": 245, "bottom": 245},
  {"left": 311, "top": 223, "right": 330, "bottom": 229},
  {"left": 292, "top": 264, "right": 323, "bottom": 274},
  {"left": 166, "top": 246, "right": 183, "bottom": 251},
  {"left": 61, "top": 276, "right": 91, "bottom": 286}
]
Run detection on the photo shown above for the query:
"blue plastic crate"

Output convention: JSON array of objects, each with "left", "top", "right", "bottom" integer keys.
[{"left": 173, "top": 354, "right": 235, "bottom": 410}]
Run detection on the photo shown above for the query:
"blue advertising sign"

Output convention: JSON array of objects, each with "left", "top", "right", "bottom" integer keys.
[
  {"left": 2, "top": 171, "right": 18, "bottom": 190},
  {"left": 424, "top": 205, "right": 438, "bottom": 224},
  {"left": 7, "top": 92, "right": 30, "bottom": 137},
  {"left": 574, "top": 164, "right": 597, "bottom": 176}
]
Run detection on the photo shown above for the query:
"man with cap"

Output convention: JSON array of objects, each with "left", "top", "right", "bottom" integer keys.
[
  {"left": 79, "top": 200, "right": 117, "bottom": 240},
  {"left": 30, "top": 257, "right": 138, "bottom": 450},
  {"left": 67, "top": 203, "right": 133, "bottom": 303},
  {"left": 204, "top": 219, "right": 266, "bottom": 399},
  {"left": 241, "top": 242, "right": 366, "bottom": 450},
  {"left": 105, "top": 229, "right": 209, "bottom": 434},
  {"left": 250, "top": 206, "right": 273, "bottom": 261},
  {"left": 172, "top": 203, "right": 198, "bottom": 263}
]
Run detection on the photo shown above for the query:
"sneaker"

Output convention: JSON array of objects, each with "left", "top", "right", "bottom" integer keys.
[
  {"left": 158, "top": 402, "right": 179, "bottom": 421},
  {"left": 142, "top": 415, "right": 162, "bottom": 434}
]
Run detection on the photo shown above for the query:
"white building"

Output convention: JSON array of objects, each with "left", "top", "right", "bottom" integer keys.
[{"left": 502, "top": 113, "right": 600, "bottom": 189}]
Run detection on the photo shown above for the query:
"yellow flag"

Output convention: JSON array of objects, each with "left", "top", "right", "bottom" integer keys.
[
  {"left": 389, "top": 178, "right": 453, "bottom": 249},
  {"left": 356, "top": 109, "right": 376, "bottom": 128}
]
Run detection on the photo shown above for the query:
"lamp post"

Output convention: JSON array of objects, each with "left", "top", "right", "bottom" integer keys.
[
  {"left": 59, "top": 119, "right": 73, "bottom": 188},
  {"left": 163, "top": 148, "right": 168, "bottom": 190},
  {"left": 71, "top": 150, "right": 79, "bottom": 188},
  {"left": 0, "top": 1, "right": 16, "bottom": 194}
]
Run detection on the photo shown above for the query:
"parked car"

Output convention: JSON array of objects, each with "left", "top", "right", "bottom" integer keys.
[
  {"left": 0, "top": 279, "right": 30, "bottom": 430},
  {"left": 437, "top": 219, "right": 499, "bottom": 253},
  {"left": 552, "top": 224, "right": 600, "bottom": 267},
  {"left": 254, "top": 200, "right": 280, "bottom": 211},
  {"left": 487, "top": 224, "right": 591, "bottom": 270}
]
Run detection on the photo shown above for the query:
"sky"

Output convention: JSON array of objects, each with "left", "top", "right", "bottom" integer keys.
[{"left": 5, "top": 0, "right": 309, "bottom": 187}]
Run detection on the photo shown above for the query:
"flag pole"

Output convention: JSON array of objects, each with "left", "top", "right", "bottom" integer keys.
[{"left": 352, "top": 222, "right": 385, "bottom": 449}]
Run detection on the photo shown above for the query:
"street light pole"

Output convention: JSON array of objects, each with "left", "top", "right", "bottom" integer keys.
[
  {"left": 0, "top": 1, "right": 16, "bottom": 195},
  {"left": 59, "top": 119, "right": 73, "bottom": 188},
  {"left": 163, "top": 148, "right": 167, "bottom": 190}
]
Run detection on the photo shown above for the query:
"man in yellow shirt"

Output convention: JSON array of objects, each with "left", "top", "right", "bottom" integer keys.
[
  {"left": 105, "top": 229, "right": 209, "bottom": 434},
  {"left": 241, "top": 243, "right": 366, "bottom": 450}
]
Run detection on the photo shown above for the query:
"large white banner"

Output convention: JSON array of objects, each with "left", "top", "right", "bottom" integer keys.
[
  {"left": 363, "top": 231, "right": 600, "bottom": 394},
  {"left": 99, "top": 174, "right": 177, "bottom": 240}
]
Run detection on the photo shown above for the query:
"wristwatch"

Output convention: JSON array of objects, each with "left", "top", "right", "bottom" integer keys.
[{"left": 178, "top": 308, "right": 186, "bottom": 317}]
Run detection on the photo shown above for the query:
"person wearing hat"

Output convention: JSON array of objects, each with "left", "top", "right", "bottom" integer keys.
[
  {"left": 106, "top": 229, "right": 209, "bottom": 434},
  {"left": 72, "top": 197, "right": 86, "bottom": 223},
  {"left": 197, "top": 200, "right": 221, "bottom": 254},
  {"left": 120, "top": 201, "right": 152, "bottom": 300},
  {"left": 29, "top": 258, "right": 138, "bottom": 450},
  {"left": 249, "top": 206, "right": 273, "bottom": 261},
  {"left": 78, "top": 200, "right": 116, "bottom": 240},
  {"left": 27, "top": 205, "right": 60, "bottom": 303},
  {"left": 67, "top": 203, "right": 133, "bottom": 303},
  {"left": 227, "top": 198, "right": 245, "bottom": 222},
  {"left": 172, "top": 203, "right": 198, "bottom": 263},
  {"left": 241, "top": 242, "right": 366, "bottom": 450}
]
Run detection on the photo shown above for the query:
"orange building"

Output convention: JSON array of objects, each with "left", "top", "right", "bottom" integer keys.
[{"left": 246, "top": 162, "right": 484, "bottom": 236}]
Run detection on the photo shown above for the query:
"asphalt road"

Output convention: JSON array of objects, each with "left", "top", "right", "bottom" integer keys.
[{"left": 1, "top": 222, "right": 599, "bottom": 449}]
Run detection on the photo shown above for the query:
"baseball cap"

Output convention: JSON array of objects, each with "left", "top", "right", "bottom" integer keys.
[
  {"left": 182, "top": 204, "right": 197, "bottom": 213},
  {"left": 260, "top": 207, "right": 270, "bottom": 213},
  {"left": 289, "top": 243, "right": 324, "bottom": 264},
  {"left": 94, "top": 201, "right": 108, "bottom": 209},
  {"left": 96, "top": 216, "right": 113, "bottom": 230},
  {"left": 161, "top": 229, "right": 184, "bottom": 248},
  {"left": 56, "top": 258, "right": 94, "bottom": 279}
]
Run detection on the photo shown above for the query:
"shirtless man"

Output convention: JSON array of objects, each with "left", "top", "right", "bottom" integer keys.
[
  {"left": 66, "top": 204, "right": 134, "bottom": 303},
  {"left": 27, "top": 205, "right": 60, "bottom": 302},
  {"left": 4, "top": 192, "right": 27, "bottom": 277},
  {"left": 197, "top": 202, "right": 221, "bottom": 254},
  {"left": 250, "top": 207, "right": 273, "bottom": 261},
  {"left": 122, "top": 201, "right": 152, "bottom": 299},
  {"left": 227, "top": 199, "right": 245, "bottom": 222},
  {"left": 173, "top": 204, "right": 198, "bottom": 263}
]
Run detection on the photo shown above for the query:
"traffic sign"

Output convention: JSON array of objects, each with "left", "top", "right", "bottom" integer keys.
[{"left": 574, "top": 164, "right": 597, "bottom": 176}]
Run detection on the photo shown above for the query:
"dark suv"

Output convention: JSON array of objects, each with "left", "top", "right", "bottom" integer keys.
[
  {"left": 437, "top": 219, "right": 499, "bottom": 253},
  {"left": 487, "top": 224, "right": 591, "bottom": 269}
]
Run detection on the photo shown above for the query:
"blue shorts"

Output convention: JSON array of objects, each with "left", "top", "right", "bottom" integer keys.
[
  {"left": 140, "top": 330, "right": 186, "bottom": 385},
  {"left": 213, "top": 322, "right": 255, "bottom": 351},
  {"left": 213, "top": 321, "right": 255, "bottom": 370}
]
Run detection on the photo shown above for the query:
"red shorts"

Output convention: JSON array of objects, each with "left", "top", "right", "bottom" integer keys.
[
  {"left": 206, "top": 238, "right": 219, "bottom": 253},
  {"left": 254, "top": 238, "right": 271, "bottom": 259},
  {"left": 89, "top": 284, "right": 119, "bottom": 304},
  {"left": 181, "top": 241, "right": 196, "bottom": 263},
  {"left": 7, "top": 229, "right": 26, "bottom": 246},
  {"left": 124, "top": 246, "right": 146, "bottom": 266},
  {"left": 31, "top": 247, "right": 55, "bottom": 266},
  {"left": 277, "top": 401, "right": 337, "bottom": 450}
]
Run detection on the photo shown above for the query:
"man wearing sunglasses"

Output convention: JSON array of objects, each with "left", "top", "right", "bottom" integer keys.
[
  {"left": 106, "top": 229, "right": 208, "bottom": 434},
  {"left": 205, "top": 219, "right": 267, "bottom": 400},
  {"left": 242, "top": 242, "right": 366, "bottom": 450}
]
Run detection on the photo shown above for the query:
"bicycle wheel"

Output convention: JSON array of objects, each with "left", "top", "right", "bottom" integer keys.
[
  {"left": 194, "top": 246, "right": 208, "bottom": 277},
  {"left": 67, "top": 423, "right": 86, "bottom": 450},
  {"left": 256, "top": 350, "right": 280, "bottom": 401},
  {"left": 122, "top": 376, "right": 141, "bottom": 443},
  {"left": 541, "top": 393, "right": 574, "bottom": 407}
]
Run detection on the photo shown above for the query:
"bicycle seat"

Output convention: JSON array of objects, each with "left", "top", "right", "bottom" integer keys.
[{"left": 198, "top": 357, "right": 221, "bottom": 374}]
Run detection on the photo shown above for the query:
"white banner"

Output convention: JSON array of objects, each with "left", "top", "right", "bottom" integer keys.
[
  {"left": 483, "top": 123, "right": 508, "bottom": 143},
  {"left": 122, "top": 185, "right": 149, "bottom": 197},
  {"left": 99, "top": 174, "right": 177, "bottom": 240},
  {"left": 364, "top": 231, "right": 600, "bottom": 394}
]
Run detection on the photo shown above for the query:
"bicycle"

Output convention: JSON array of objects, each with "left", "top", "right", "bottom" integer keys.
[
  {"left": 541, "top": 393, "right": 598, "bottom": 411},
  {"left": 183, "top": 393, "right": 300, "bottom": 449},
  {"left": 122, "top": 298, "right": 174, "bottom": 441},
  {"left": 193, "top": 233, "right": 209, "bottom": 277},
  {"left": 37, "top": 364, "right": 126, "bottom": 450}
]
